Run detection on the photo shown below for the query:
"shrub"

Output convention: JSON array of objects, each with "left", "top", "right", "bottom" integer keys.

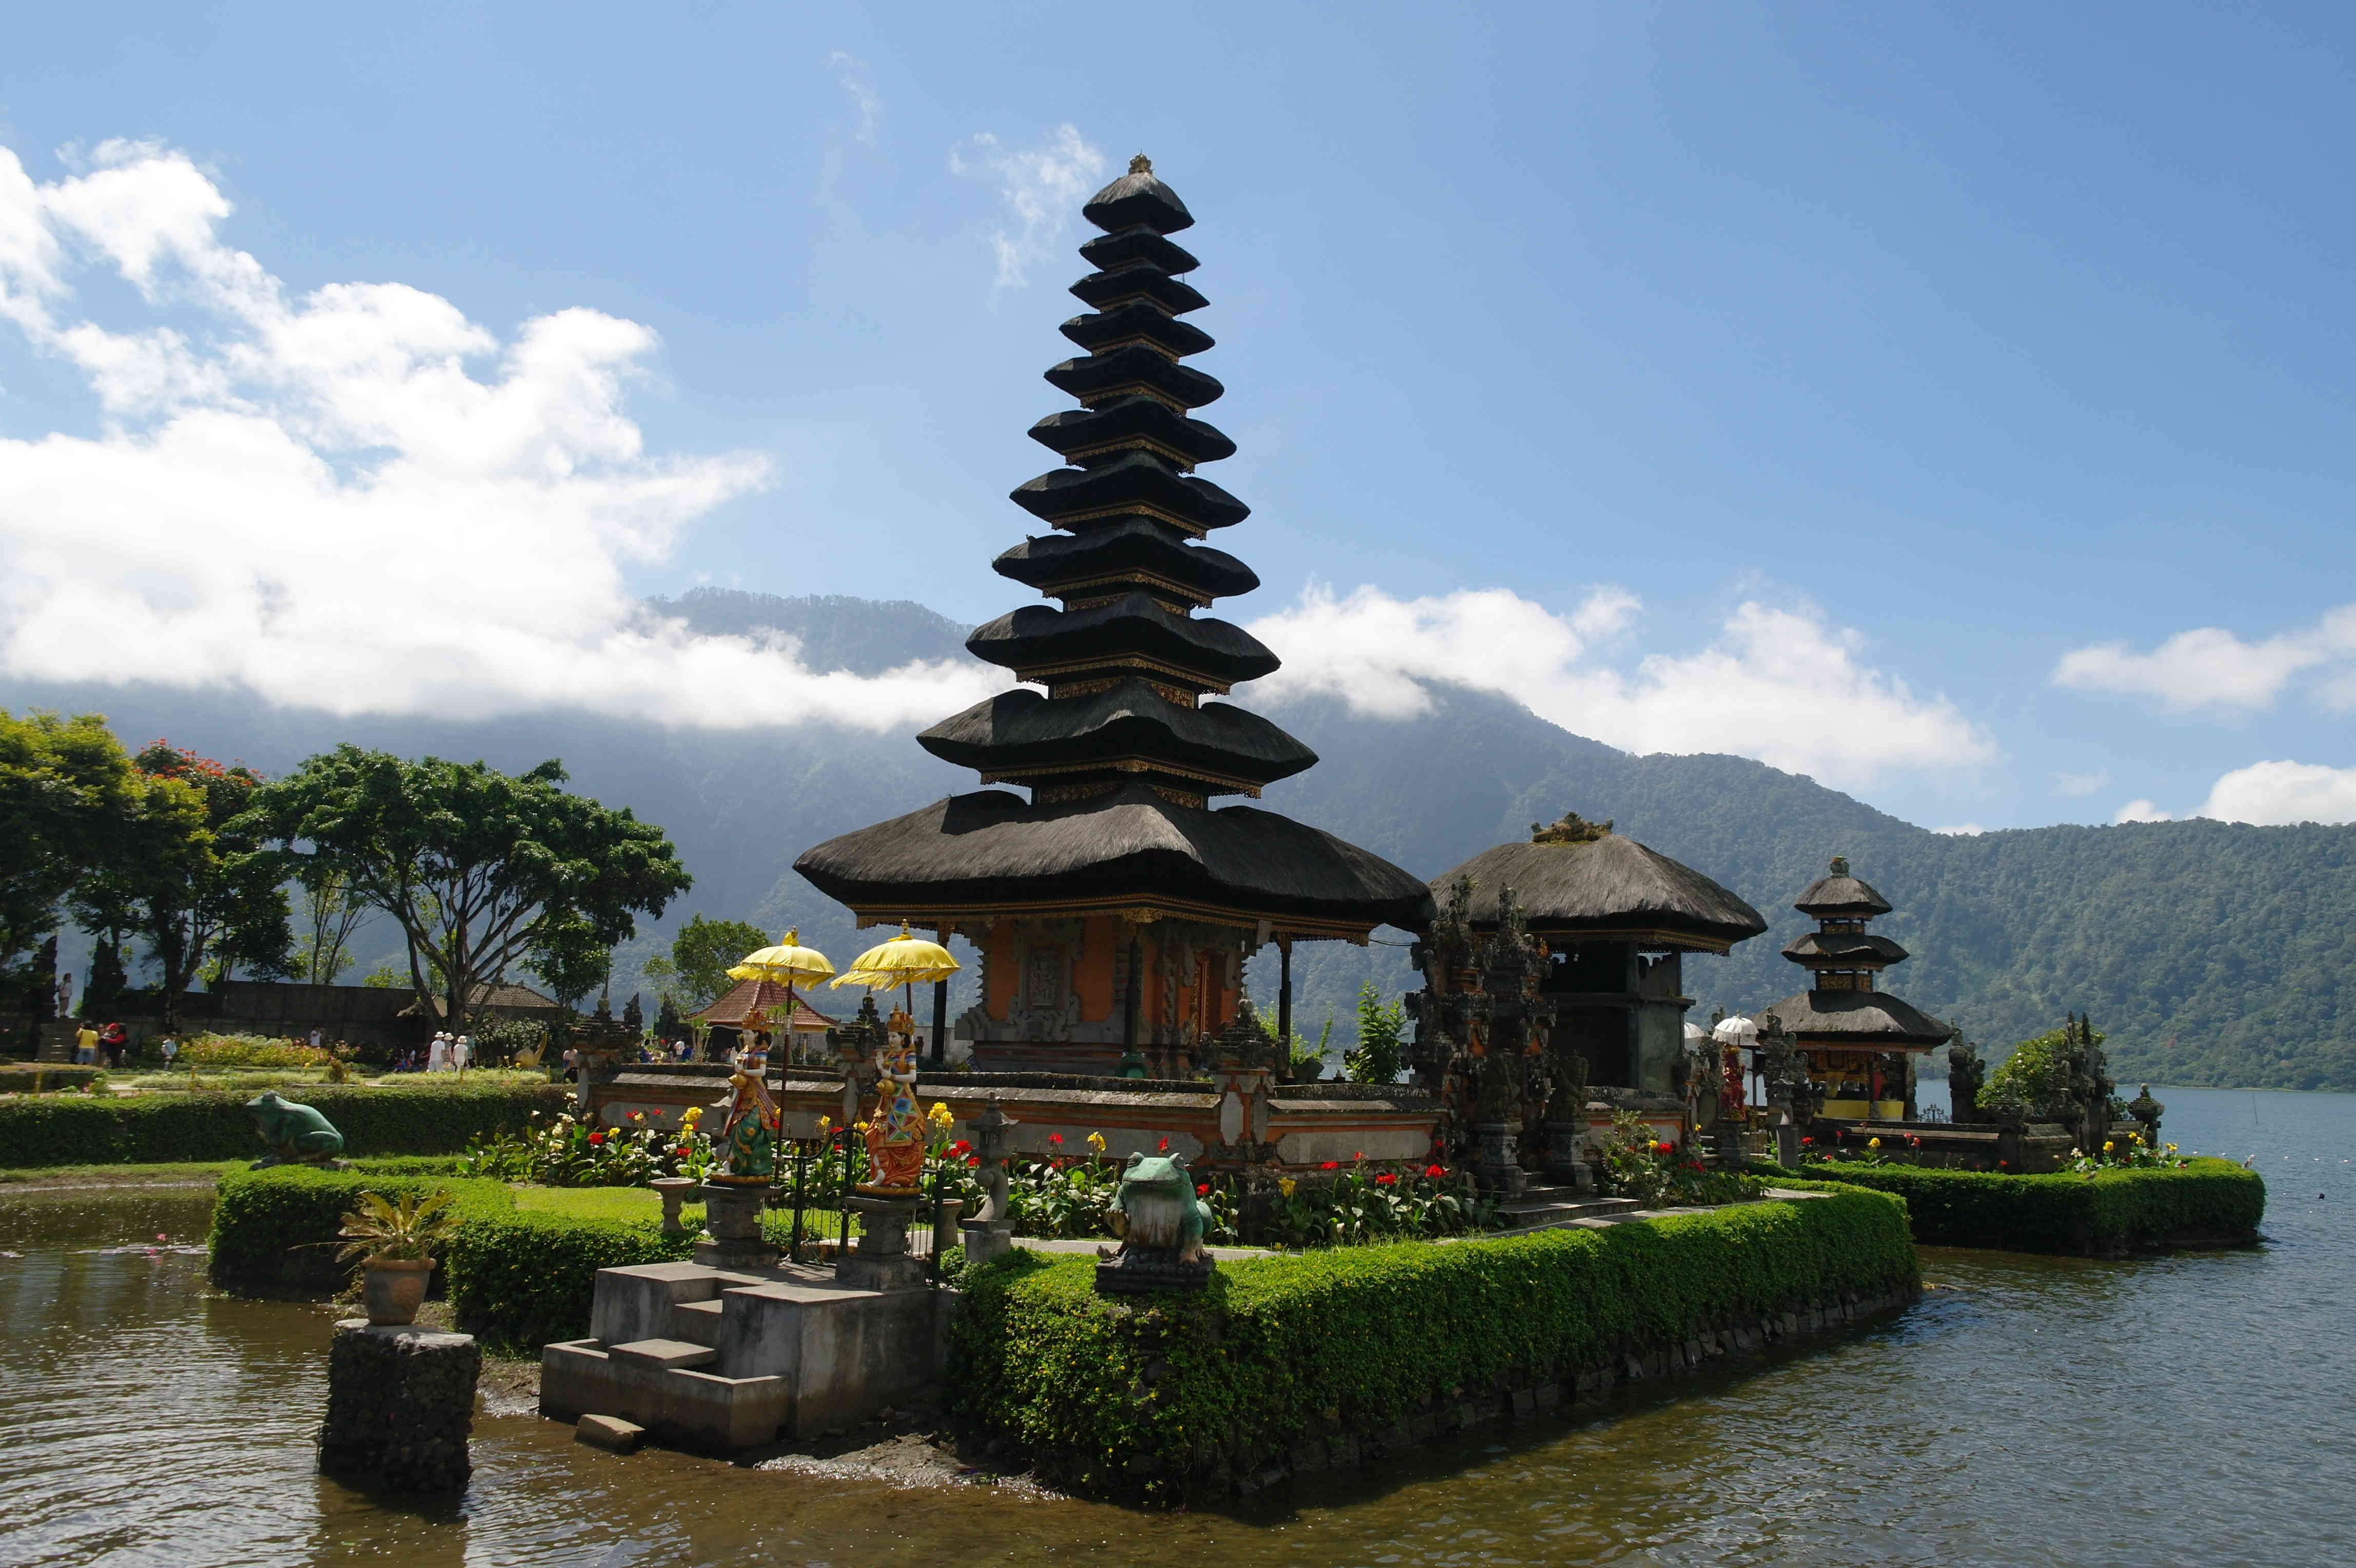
[
  {"left": 443, "top": 1210, "right": 692, "bottom": 1353},
  {"left": 207, "top": 1167, "right": 514, "bottom": 1292},
  {"left": 1756, "top": 1158, "right": 2264, "bottom": 1255},
  {"left": 0, "top": 1080, "right": 571, "bottom": 1167},
  {"left": 948, "top": 1187, "right": 1917, "bottom": 1503},
  {"left": 181, "top": 1033, "right": 333, "bottom": 1069}
]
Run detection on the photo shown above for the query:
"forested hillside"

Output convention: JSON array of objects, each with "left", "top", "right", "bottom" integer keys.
[{"left": 9, "top": 591, "right": 2353, "bottom": 1091}]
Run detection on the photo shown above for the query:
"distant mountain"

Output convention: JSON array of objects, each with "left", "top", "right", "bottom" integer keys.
[{"left": 7, "top": 588, "right": 2352, "bottom": 1091}]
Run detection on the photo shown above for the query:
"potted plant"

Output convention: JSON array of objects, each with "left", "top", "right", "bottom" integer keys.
[{"left": 335, "top": 1189, "right": 460, "bottom": 1326}]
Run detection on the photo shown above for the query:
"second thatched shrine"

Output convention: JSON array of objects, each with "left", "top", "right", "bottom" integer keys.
[
  {"left": 1413, "top": 813, "right": 1766, "bottom": 1188},
  {"left": 794, "top": 157, "right": 1433, "bottom": 1076}
]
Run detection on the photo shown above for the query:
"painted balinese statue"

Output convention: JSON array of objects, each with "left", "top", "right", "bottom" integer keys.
[
  {"left": 245, "top": 1090, "right": 345, "bottom": 1169},
  {"left": 859, "top": 1043, "right": 927, "bottom": 1194},
  {"left": 712, "top": 1051, "right": 781, "bottom": 1184}
]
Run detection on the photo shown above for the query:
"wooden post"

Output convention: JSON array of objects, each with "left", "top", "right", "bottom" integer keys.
[{"left": 1277, "top": 936, "right": 1292, "bottom": 1060}]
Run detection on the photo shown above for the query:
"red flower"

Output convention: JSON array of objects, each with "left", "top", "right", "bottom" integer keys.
[
  {"left": 1195, "top": 1183, "right": 1209, "bottom": 1197},
  {"left": 951, "top": 1140, "right": 971, "bottom": 1156},
  {"left": 1654, "top": 1141, "right": 1675, "bottom": 1155},
  {"left": 586, "top": 1132, "right": 604, "bottom": 1146},
  {"left": 1376, "top": 1172, "right": 1397, "bottom": 1186},
  {"left": 1801, "top": 1136, "right": 1815, "bottom": 1147},
  {"left": 965, "top": 1155, "right": 980, "bottom": 1167},
  {"left": 1425, "top": 1164, "right": 1445, "bottom": 1178},
  {"left": 1158, "top": 1138, "right": 1170, "bottom": 1153},
  {"left": 1321, "top": 1161, "right": 1340, "bottom": 1171},
  {"left": 1048, "top": 1132, "right": 1063, "bottom": 1145},
  {"left": 674, "top": 1146, "right": 691, "bottom": 1158}
]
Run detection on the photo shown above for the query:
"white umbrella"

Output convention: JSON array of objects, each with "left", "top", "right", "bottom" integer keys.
[{"left": 1713, "top": 1015, "right": 1760, "bottom": 1046}]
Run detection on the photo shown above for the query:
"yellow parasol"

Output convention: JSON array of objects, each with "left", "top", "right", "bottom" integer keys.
[
  {"left": 831, "top": 923, "right": 961, "bottom": 1044},
  {"left": 724, "top": 930, "right": 835, "bottom": 1056},
  {"left": 727, "top": 929, "right": 835, "bottom": 987}
]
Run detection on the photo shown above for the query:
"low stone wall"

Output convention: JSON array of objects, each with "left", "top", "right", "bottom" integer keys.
[
  {"left": 589, "top": 1064, "right": 1446, "bottom": 1172},
  {"left": 1809, "top": 1117, "right": 2078, "bottom": 1173}
]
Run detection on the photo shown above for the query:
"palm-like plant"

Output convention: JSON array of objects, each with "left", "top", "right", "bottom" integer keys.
[{"left": 335, "top": 1189, "right": 460, "bottom": 1266}]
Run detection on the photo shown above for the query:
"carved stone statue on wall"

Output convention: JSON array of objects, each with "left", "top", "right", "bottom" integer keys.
[{"left": 1947, "top": 1037, "right": 1987, "bottom": 1123}]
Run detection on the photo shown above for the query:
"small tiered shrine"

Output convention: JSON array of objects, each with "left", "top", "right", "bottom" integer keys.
[
  {"left": 1413, "top": 813, "right": 1766, "bottom": 1186},
  {"left": 1760, "top": 855, "right": 1955, "bottom": 1120},
  {"left": 795, "top": 157, "right": 1432, "bottom": 1075}
]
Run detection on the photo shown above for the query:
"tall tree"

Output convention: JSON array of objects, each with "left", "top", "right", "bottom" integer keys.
[
  {"left": 72, "top": 741, "right": 291, "bottom": 1030},
  {"left": 528, "top": 914, "right": 612, "bottom": 1012},
  {"left": 0, "top": 710, "right": 156, "bottom": 975},
  {"left": 669, "top": 914, "right": 772, "bottom": 1008},
  {"left": 293, "top": 867, "right": 369, "bottom": 985},
  {"left": 240, "top": 748, "right": 691, "bottom": 1032}
]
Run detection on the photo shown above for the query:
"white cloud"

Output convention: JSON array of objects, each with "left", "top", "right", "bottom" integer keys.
[
  {"left": 1241, "top": 584, "right": 1992, "bottom": 788},
  {"left": 0, "top": 140, "right": 999, "bottom": 730},
  {"left": 827, "top": 52, "right": 882, "bottom": 144},
  {"left": 1934, "top": 824, "right": 1987, "bottom": 836},
  {"left": 949, "top": 125, "right": 1107, "bottom": 286},
  {"left": 2054, "top": 607, "right": 2356, "bottom": 712},
  {"left": 2056, "top": 768, "right": 2109, "bottom": 797},
  {"left": 2195, "top": 760, "right": 2356, "bottom": 825},
  {"left": 2113, "top": 799, "right": 2173, "bottom": 824}
]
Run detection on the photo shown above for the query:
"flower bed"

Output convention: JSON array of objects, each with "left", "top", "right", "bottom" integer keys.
[
  {"left": 1755, "top": 1158, "right": 2265, "bottom": 1255},
  {"left": 948, "top": 1186, "right": 1918, "bottom": 1503},
  {"left": 3, "top": 1080, "right": 570, "bottom": 1167}
]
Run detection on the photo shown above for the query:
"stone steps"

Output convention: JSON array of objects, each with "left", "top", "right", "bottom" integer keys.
[
  {"left": 1497, "top": 1191, "right": 1641, "bottom": 1229},
  {"left": 670, "top": 1298, "right": 723, "bottom": 1346},
  {"left": 610, "top": 1338, "right": 718, "bottom": 1370}
]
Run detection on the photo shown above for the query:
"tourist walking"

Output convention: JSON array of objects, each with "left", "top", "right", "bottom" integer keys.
[
  {"left": 452, "top": 1034, "right": 472, "bottom": 1073},
  {"left": 101, "top": 1021, "right": 128, "bottom": 1068},
  {"left": 74, "top": 1022, "right": 98, "bottom": 1065},
  {"left": 160, "top": 1035, "right": 179, "bottom": 1069},
  {"left": 427, "top": 1032, "right": 450, "bottom": 1072},
  {"left": 309, "top": 1027, "right": 324, "bottom": 1052}
]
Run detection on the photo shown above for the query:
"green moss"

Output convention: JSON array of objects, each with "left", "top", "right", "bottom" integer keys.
[
  {"left": 948, "top": 1190, "right": 1917, "bottom": 1503},
  {"left": 1760, "top": 1159, "right": 2266, "bottom": 1254}
]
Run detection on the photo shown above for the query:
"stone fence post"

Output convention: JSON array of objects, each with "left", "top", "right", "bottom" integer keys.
[{"left": 317, "top": 1320, "right": 479, "bottom": 1494}]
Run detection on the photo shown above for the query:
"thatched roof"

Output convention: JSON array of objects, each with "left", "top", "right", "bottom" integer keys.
[
  {"left": 918, "top": 679, "right": 1315, "bottom": 792},
  {"left": 993, "top": 518, "right": 1256, "bottom": 602},
  {"left": 967, "top": 595, "right": 1278, "bottom": 688},
  {"left": 1011, "top": 450, "right": 1248, "bottom": 531},
  {"left": 1431, "top": 831, "right": 1766, "bottom": 951},
  {"left": 1083, "top": 159, "right": 1195, "bottom": 234},
  {"left": 1759, "top": 988, "right": 1955, "bottom": 1048},
  {"left": 693, "top": 977, "right": 833, "bottom": 1032},
  {"left": 794, "top": 785, "right": 1435, "bottom": 934},
  {"left": 1079, "top": 226, "right": 1198, "bottom": 277},
  {"left": 1782, "top": 931, "right": 1910, "bottom": 965},
  {"left": 1794, "top": 857, "right": 1893, "bottom": 918}
]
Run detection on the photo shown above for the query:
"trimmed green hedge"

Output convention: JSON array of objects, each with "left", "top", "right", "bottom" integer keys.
[
  {"left": 948, "top": 1189, "right": 1917, "bottom": 1503},
  {"left": 445, "top": 1212, "right": 694, "bottom": 1353},
  {"left": 1754, "top": 1159, "right": 2265, "bottom": 1255},
  {"left": 209, "top": 1168, "right": 816, "bottom": 1352},
  {"left": 207, "top": 1166, "right": 517, "bottom": 1293},
  {"left": 2, "top": 1082, "right": 567, "bottom": 1167}
]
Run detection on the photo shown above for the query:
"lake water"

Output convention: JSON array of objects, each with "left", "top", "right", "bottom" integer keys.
[{"left": 2, "top": 1085, "right": 2349, "bottom": 1567}]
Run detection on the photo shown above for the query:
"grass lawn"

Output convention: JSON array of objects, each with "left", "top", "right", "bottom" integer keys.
[
  {"left": 511, "top": 1186, "right": 693, "bottom": 1222},
  {"left": 0, "top": 1159, "right": 246, "bottom": 1187}
]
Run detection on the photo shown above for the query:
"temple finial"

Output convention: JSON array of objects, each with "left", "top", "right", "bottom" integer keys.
[
  {"left": 1830, "top": 854, "right": 1850, "bottom": 876},
  {"left": 1129, "top": 152, "right": 1153, "bottom": 174}
]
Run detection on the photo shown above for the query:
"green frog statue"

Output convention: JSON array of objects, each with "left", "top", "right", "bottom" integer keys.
[
  {"left": 1094, "top": 1150, "right": 1215, "bottom": 1295},
  {"left": 244, "top": 1090, "right": 346, "bottom": 1169}
]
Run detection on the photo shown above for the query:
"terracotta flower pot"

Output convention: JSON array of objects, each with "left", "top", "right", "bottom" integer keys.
[{"left": 362, "top": 1258, "right": 436, "bottom": 1326}]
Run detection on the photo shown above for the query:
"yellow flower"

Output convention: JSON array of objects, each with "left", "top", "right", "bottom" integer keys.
[
  {"left": 1279, "top": 1177, "right": 1297, "bottom": 1198},
  {"left": 854, "top": 1120, "right": 870, "bottom": 1134},
  {"left": 817, "top": 1116, "right": 831, "bottom": 1133},
  {"left": 1868, "top": 1136, "right": 1881, "bottom": 1149},
  {"left": 2104, "top": 1141, "right": 2115, "bottom": 1152},
  {"left": 1086, "top": 1131, "right": 1108, "bottom": 1153},
  {"left": 928, "top": 1101, "right": 955, "bottom": 1127}
]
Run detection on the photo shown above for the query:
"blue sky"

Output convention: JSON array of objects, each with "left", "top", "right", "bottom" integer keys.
[{"left": 4, "top": 2, "right": 2355, "bottom": 833}]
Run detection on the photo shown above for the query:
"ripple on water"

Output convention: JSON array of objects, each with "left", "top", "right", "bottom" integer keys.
[{"left": 2, "top": 1086, "right": 2351, "bottom": 1566}]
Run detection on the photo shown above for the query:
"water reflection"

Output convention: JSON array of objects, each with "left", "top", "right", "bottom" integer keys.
[{"left": 1, "top": 1086, "right": 2350, "bottom": 1567}]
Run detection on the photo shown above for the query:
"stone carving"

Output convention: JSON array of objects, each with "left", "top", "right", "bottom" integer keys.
[
  {"left": 1095, "top": 1151, "right": 1214, "bottom": 1294},
  {"left": 2126, "top": 1083, "right": 2165, "bottom": 1145},
  {"left": 245, "top": 1090, "right": 346, "bottom": 1168},
  {"left": 1528, "top": 811, "right": 1613, "bottom": 845},
  {"left": 1947, "top": 1037, "right": 1987, "bottom": 1123}
]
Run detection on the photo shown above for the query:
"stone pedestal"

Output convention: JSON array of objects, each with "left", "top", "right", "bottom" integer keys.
[
  {"left": 695, "top": 1181, "right": 779, "bottom": 1269},
  {"left": 652, "top": 1177, "right": 696, "bottom": 1237},
  {"left": 1540, "top": 1120, "right": 1594, "bottom": 1192},
  {"left": 840, "top": 1194, "right": 925, "bottom": 1292},
  {"left": 1774, "top": 1121, "right": 1801, "bottom": 1170},
  {"left": 1472, "top": 1121, "right": 1528, "bottom": 1199},
  {"left": 960, "top": 1216, "right": 1013, "bottom": 1264},
  {"left": 318, "top": 1320, "right": 479, "bottom": 1494}
]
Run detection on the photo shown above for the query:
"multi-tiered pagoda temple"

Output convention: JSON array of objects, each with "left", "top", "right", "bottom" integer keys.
[
  {"left": 1760, "top": 855, "right": 1955, "bottom": 1120},
  {"left": 795, "top": 158, "right": 1432, "bottom": 1075}
]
